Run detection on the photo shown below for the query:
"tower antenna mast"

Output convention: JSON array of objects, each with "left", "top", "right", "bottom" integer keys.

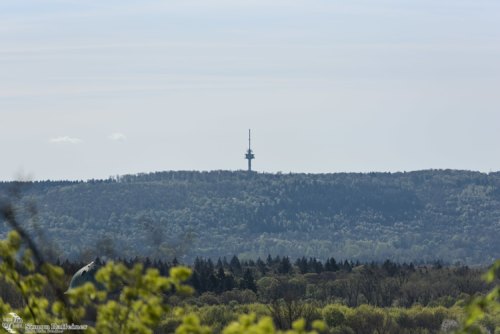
[{"left": 245, "top": 129, "right": 255, "bottom": 172}]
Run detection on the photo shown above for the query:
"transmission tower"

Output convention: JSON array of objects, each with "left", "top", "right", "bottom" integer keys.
[{"left": 245, "top": 129, "right": 255, "bottom": 172}]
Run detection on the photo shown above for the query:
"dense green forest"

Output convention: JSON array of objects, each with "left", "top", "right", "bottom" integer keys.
[
  {"left": 1, "top": 169, "right": 500, "bottom": 264},
  {"left": 2, "top": 255, "right": 498, "bottom": 333}
]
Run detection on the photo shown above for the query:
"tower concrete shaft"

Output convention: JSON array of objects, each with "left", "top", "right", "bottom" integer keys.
[{"left": 245, "top": 129, "right": 255, "bottom": 172}]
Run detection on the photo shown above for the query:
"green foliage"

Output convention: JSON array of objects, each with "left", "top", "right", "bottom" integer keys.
[
  {"left": 322, "top": 305, "right": 346, "bottom": 328},
  {"left": 87, "top": 262, "right": 193, "bottom": 334},
  {"left": 221, "top": 313, "right": 324, "bottom": 334},
  {"left": 461, "top": 260, "right": 500, "bottom": 333},
  {"left": 344, "top": 305, "right": 386, "bottom": 334},
  {"left": 0, "top": 229, "right": 195, "bottom": 333},
  {"left": 0, "top": 229, "right": 327, "bottom": 334},
  {"left": 0, "top": 230, "right": 72, "bottom": 325}
]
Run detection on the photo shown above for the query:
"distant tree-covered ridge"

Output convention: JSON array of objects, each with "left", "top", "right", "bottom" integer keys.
[{"left": 1, "top": 169, "right": 499, "bottom": 264}]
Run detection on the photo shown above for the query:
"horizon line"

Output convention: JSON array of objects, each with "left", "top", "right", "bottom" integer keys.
[{"left": 1, "top": 167, "right": 498, "bottom": 183}]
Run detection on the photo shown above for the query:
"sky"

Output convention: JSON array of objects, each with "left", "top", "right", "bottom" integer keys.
[{"left": 1, "top": 0, "right": 500, "bottom": 180}]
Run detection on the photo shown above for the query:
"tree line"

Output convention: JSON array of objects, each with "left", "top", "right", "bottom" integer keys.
[{"left": 38, "top": 255, "right": 491, "bottom": 309}]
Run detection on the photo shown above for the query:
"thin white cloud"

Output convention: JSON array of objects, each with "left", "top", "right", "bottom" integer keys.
[
  {"left": 49, "top": 136, "right": 82, "bottom": 144},
  {"left": 108, "top": 132, "right": 126, "bottom": 141}
]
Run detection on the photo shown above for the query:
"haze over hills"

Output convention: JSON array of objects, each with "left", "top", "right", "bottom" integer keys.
[{"left": 1, "top": 169, "right": 499, "bottom": 264}]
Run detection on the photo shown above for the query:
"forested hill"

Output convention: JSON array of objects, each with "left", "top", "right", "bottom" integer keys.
[{"left": 1, "top": 170, "right": 500, "bottom": 264}]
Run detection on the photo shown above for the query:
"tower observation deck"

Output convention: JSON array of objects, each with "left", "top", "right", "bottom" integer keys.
[{"left": 245, "top": 129, "right": 255, "bottom": 172}]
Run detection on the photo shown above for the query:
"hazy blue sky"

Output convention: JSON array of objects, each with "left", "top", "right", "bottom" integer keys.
[{"left": 1, "top": 0, "right": 500, "bottom": 180}]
